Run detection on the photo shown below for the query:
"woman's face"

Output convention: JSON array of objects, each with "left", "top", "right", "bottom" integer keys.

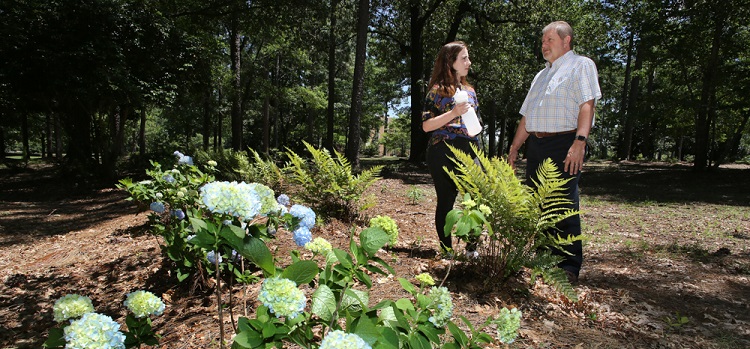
[{"left": 452, "top": 48, "right": 471, "bottom": 78}]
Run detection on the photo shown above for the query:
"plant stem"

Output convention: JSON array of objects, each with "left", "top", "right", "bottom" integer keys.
[{"left": 215, "top": 252, "right": 225, "bottom": 349}]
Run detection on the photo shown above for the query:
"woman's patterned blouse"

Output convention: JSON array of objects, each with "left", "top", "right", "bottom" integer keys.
[{"left": 421, "top": 84, "right": 480, "bottom": 146}]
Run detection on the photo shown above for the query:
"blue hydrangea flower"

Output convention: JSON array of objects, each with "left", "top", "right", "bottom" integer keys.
[
  {"left": 494, "top": 307, "right": 522, "bottom": 344},
  {"left": 319, "top": 330, "right": 371, "bottom": 349},
  {"left": 427, "top": 286, "right": 453, "bottom": 327},
  {"left": 63, "top": 312, "right": 126, "bottom": 349},
  {"left": 292, "top": 226, "right": 313, "bottom": 247},
  {"left": 199, "top": 181, "right": 262, "bottom": 222},
  {"left": 289, "top": 204, "right": 316, "bottom": 229},
  {"left": 149, "top": 202, "right": 165, "bottom": 213},
  {"left": 276, "top": 194, "right": 290, "bottom": 206},
  {"left": 171, "top": 209, "right": 185, "bottom": 220},
  {"left": 206, "top": 250, "right": 222, "bottom": 265},
  {"left": 258, "top": 277, "right": 306, "bottom": 319},
  {"left": 163, "top": 174, "right": 175, "bottom": 183},
  {"left": 53, "top": 294, "right": 94, "bottom": 323},
  {"left": 267, "top": 226, "right": 277, "bottom": 235},
  {"left": 174, "top": 151, "right": 194, "bottom": 166},
  {"left": 124, "top": 290, "right": 165, "bottom": 318}
]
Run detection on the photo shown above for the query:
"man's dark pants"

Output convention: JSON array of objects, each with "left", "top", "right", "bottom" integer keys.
[{"left": 525, "top": 132, "right": 583, "bottom": 277}]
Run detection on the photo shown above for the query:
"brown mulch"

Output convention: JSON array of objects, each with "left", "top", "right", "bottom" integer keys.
[{"left": 0, "top": 160, "right": 749, "bottom": 348}]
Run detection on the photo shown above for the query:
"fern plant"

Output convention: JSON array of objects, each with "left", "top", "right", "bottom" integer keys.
[
  {"left": 443, "top": 143, "right": 583, "bottom": 301},
  {"left": 235, "top": 148, "right": 285, "bottom": 193},
  {"left": 284, "top": 141, "right": 382, "bottom": 222}
]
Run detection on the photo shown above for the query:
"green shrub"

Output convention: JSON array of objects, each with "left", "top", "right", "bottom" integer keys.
[
  {"left": 234, "top": 148, "right": 286, "bottom": 193},
  {"left": 117, "top": 152, "right": 216, "bottom": 285},
  {"left": 285, "top": 141, "right": 382, "bottom": 222},
  {"left": 232, "top": 228, "right": 515, "bottom": 349},
  {"left": 444, "top": 144, "right": 583, "bottom": 301}
]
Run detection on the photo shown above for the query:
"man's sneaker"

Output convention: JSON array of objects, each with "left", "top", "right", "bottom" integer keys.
[
  {"left": 465, "top": 250, "right": 479, "bottom": 260},
  {"left": 564, "top": 270, "right": 579, "bottom": 284},
  {"left": 440, "top": 250, "right": 454, "bottom": 260}
]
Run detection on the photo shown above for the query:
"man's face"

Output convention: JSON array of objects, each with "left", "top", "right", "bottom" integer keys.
[{"left": 542, "top": 30, "right": 569, "bottom": 63}]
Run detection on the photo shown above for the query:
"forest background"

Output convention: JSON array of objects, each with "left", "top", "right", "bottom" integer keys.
[{"left": 1, "top": 0, "right": 749, "bottom": 173}]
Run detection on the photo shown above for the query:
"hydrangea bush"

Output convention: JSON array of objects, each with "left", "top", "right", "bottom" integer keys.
[
  {"left": 44, "top": 291, "right": 165, "bottom": 349},
  {"left": 117, "top": 151, "right": 215, "bottom": 283},
  {"left": 231, "top": 227, "right": 520, "bottom": 349}
]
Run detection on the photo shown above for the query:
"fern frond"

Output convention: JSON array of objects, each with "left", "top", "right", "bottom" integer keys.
[{"left": 539, "top": 267, "right": 578, "bottom": 302}]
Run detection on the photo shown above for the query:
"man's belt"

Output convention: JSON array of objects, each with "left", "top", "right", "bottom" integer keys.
[{"left": 531, "top": 129, "right": 577, "bottom": 138}]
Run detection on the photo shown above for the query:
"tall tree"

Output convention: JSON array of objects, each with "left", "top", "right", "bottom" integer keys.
[{"left": 346, "top": 0, "right": 370, "bottom": 167}]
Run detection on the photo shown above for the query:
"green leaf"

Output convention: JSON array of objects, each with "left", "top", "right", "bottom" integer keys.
[
  {"left": 352, "top": 316, "right": 380, "bottom": 345},
  {"left": 395, "top": 298, "right": 414, "bottom": 312},
  {"left": 354, "top": 269, "right": 372, "bottom": 288},
  {"left": 444, "top": 209, "right": 461, "bottom": 236},
  {"left": 232, "top": 329, "right": 263, "bottom": 348},
  {"left": 447, "top": 322, "right": 469, "bottom": 346},
  {"left": 238, "top": 236, "right": 275, "bottom": 275},
  {"left": 333, "top": 248, "right": 353, "bottom": 269},
  {"left": 42, "top": 327, "right": 66, "bottom": 348},
  {"left": 397, "top": 277, "right": 416, "bottom": 294},
  {"left": 417, "top": 324, "right": 442, "bottom": 344},
  {"left": 408, "top": 334, "right": 431, "bottom": 349},
  {"left": 281, "top": 260, "right": 319, "bottom": 285},
  {"left": 311, "top": 284, "right": 336, "bottom": 322},
  {"left": 360, "top": 227, "right": 389, "bottom": 255},
  {"left": 342, "top": 288, "right": 370, "bottom": 310},
  {"left": 377, "top": 327, "right": 400, "bottom": 349},
  {"left": 227, "top": 224, "right": 247, "bottom": 238}
]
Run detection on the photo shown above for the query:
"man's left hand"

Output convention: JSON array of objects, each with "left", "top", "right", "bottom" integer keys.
[{"left": 563, "top": 143, "right": 586, "bottom": 175}]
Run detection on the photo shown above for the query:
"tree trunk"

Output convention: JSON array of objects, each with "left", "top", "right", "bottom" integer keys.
[
  {"left": 622, "top": 48, "right": 642, "bottom": 160},
  {"left": 345, "top": 0, "right": 369, "bottom": 168},
  {"left": 45, "top": 113, "right": 52, "bottom": 158},
  {"left": 203, "top": 87, "right": 211, "bottom": 151},
  {"left": 694, "top": 13, "right": 725, "bottom": 170},
  {"left": 0, "top": 126, "right": 5, "bottom": 161},
  {"left": 139, "top": 109, "right": 146, "bottom": 157},
  {"left": 617, "top": 31, "right": 635, "bottom": 160},
  {"left": 408, "top": 2, "right": 427, "bottom": 163},
  {"left": 262, "top": 95, "right": 270, "bottom": 154},
  {"left": 55, "top": 113, "right": 63, "bottom": 161},
  {"left": 324, "top": 0, "right": 338, "bottom": 153},
  {"left": 21, "top": 114, "right": 29, "bottom": 161},
  {"left": 230, "top": 16, "right": 243, "bottom": 151}
]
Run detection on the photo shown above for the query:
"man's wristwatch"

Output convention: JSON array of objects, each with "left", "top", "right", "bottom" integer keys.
[{"left": 576, "top": 135, "right": 587, "bottom": 142}]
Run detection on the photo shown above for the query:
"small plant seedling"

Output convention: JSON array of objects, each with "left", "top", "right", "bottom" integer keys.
[{"left": 406, "top": 185, "right": 424, "bottom": 205}]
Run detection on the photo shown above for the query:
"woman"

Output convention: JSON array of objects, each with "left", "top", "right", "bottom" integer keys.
[{"left": 422, "top": 41, "right": 481, "bottom": 256}]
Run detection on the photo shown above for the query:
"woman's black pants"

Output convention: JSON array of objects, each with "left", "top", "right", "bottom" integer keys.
[{"left": 426, "top": 138, "right": 476, "bottom": 252}]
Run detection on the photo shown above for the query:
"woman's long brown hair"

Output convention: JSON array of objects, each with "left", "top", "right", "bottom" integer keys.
[{"left": 427, "top": 41, "right": 472, "bottom": 98}]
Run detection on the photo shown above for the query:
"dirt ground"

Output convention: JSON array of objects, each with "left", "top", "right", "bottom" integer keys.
[{"left": 0, "top": 160, "right": 749, "bottom": 348}]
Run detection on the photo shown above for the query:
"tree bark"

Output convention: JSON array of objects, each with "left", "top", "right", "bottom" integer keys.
[
  {"left": 325, "top": 0, "right": 339, "bottom": 153},
  {"left": 617, "top": 31, "right": 635, "bottom": 160},
  {"left": 21, "top": 114, "right": 29, "bottom": 161},
  {"left": 345, "top": 0, "right": 369, "bottom": 168},
  {"left": 408, "top": 0, "right": 444, "bottom": 163},
  {"left": 694, "top": 12, "right": 725, "bottom": 170},
  {"left": 262, "top": 95, "right": 270, "bottom": 154},
  {"left": 139, "top": 109, "right": 146, "bottom": 157},
  {"left": 230, "top": 15, "right": 243, "bottom": 151}
]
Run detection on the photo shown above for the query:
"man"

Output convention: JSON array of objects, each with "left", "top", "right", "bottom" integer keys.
[{"left": 508, "top": 21, "right": 602, "bottom": 283}]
